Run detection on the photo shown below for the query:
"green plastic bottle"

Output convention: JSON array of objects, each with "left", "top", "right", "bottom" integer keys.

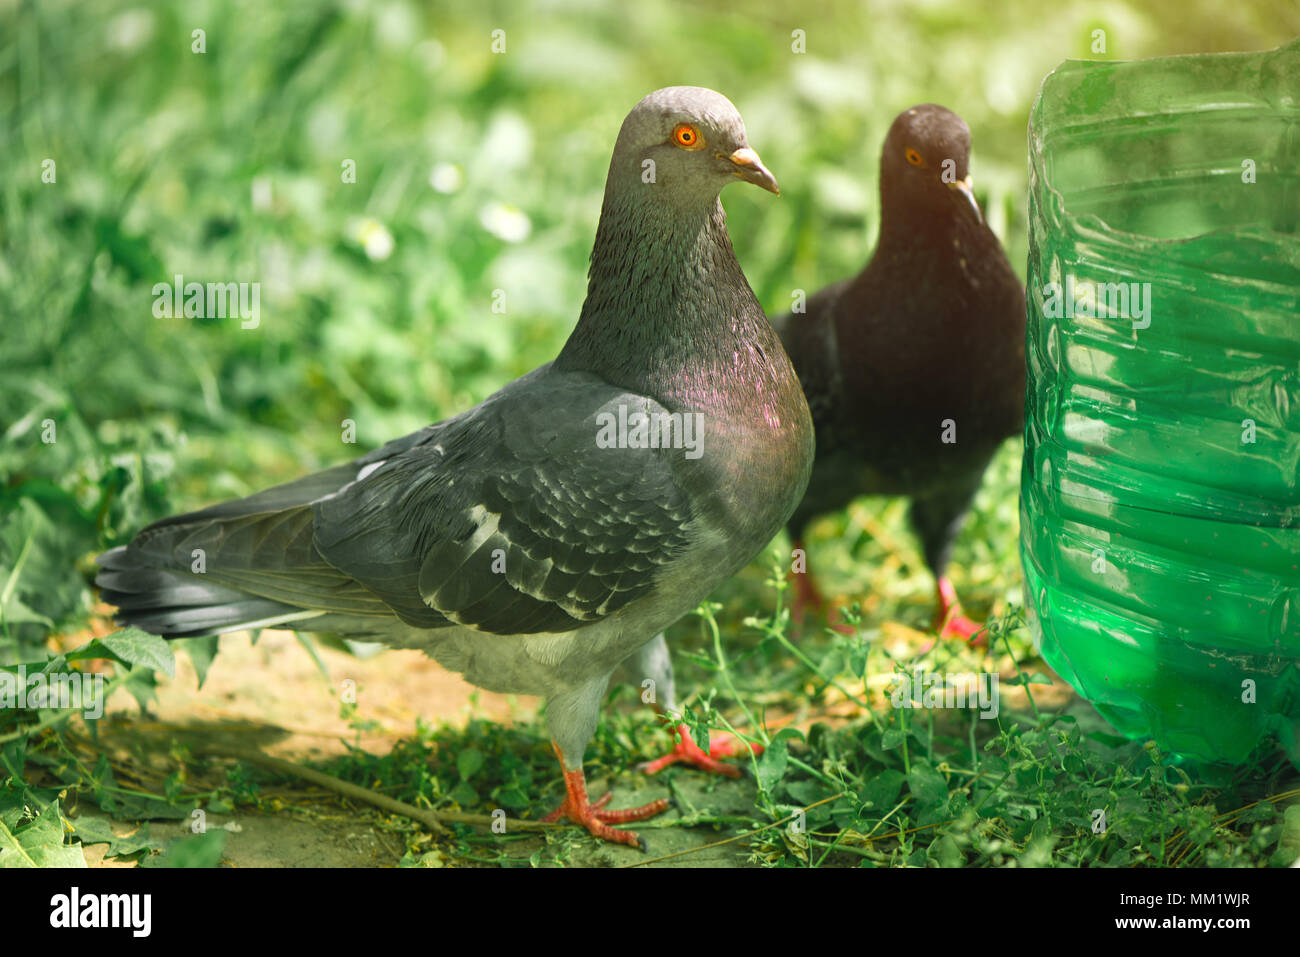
[{"left": 1021, "top": 40, "right": 1300, "bottom": 766}]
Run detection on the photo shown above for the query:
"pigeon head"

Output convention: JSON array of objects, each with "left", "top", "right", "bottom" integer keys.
[
  {"left": 608, "top": 86, "right": 779, "bottom": 202},
  {"left": 561, "top": 86, "right": 789, "bottom": 414},
  {"left": 880, "top": 104, "right": 981, "bottom": 224}
]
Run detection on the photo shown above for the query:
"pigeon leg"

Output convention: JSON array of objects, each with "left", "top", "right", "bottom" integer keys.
[
  {"left": 909, "top": 481, "right": 986, "bottom": 644},
  {"left": 789, "top": 537, "right": 826, "bottom": 623},
  {"left": 933, "top": 576, "right": 985, "bottom": 644},
  {"left": 543, "top": 677, "right": 668, "bottom": 849},
  {"left": 789, "top": 540, "right": 855, "bottom": 634},
  {"left": 617, "top": 635, "right": 763, "bottom": 778},
  {"left": 541, "top": 743, "right": 669, "bottom": 850}
]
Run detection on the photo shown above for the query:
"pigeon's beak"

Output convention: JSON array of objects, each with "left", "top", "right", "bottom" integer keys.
[
  {"left": 947, "top": 175, "right": 983, "bottom": 224},
  {"left": 726, "top": 147, "right": 780, "bottom": 195}
]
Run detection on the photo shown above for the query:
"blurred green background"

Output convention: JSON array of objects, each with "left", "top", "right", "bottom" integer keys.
[{"left": 2, "top": 0, "right": 1297, "bottom": 655}]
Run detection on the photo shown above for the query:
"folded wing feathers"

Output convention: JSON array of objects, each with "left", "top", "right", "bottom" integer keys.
[{"left": 98, "top": 374, "right": 698, "bottom": 642}]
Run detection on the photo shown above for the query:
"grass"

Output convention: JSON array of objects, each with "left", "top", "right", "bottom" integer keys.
[
  {"left": 2, "top": 0, "right": 1299, "bottom": 867},
  {"left": 170, "top": 563, "right": 1300, "bottom": 868}
]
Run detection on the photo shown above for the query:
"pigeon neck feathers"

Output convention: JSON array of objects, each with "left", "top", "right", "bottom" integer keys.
[
  {"left": 875, "top": 180, "right": 981, "bottom": 256},
  {"left": 558, "top": 169, "right": 788, "bottom": 421}
]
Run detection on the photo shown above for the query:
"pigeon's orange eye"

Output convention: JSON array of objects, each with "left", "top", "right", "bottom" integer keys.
[
  {"left": 672, "top": 123, "right": 704, "bottom": 150},
  {"left": 905, "top": 148, "right": 924, "bottom": 166}
]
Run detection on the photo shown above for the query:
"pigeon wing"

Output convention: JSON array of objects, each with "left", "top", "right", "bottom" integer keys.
[{"left": 313, "top": 367, "right": 696, "bottom": 636}]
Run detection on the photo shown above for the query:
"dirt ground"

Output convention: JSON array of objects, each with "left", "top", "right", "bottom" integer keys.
[
  {"left": 77, "top": 630, "right": 776, "bottom": 867},
  {"left": 71, "top": 624, "right": 1076, "bottom": 868}
]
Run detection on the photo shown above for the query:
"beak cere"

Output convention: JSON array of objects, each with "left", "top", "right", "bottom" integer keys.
[
  {"left": 726, "top": 147, "right": 780, "bottom": 195},
  {"left": 947, "top": 175, "right": 983, "bottom": 224}
]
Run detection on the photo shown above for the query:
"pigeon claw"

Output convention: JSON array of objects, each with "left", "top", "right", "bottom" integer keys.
[
  {"left": 639, "top": 723, "right": 762, "bottom": 778},
  {"left": 933, "top": 577, "right": 987, "bottom": 647},
  {"left": 939, "top": 613, "right": 984, "bottom": 643},
  {"left": 544, "top": 743, "right": 668, "bottom": 849},
  {"left": 789, "top": 545, "right": 855, "bottom": 635},
  {"left": 789, "top": 539, "right": 829, "bottom": 626},
  {"left": 790, "top": 570, "right": 825, "bottom": 626}
]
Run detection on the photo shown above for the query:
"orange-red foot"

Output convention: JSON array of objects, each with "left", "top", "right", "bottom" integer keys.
[
  {"left": 639, "top": 723, "right": 763, "bottom": 778},
  {"left": 933, "top": 577, "right": 986, "bottom": 645},
  {"left": 790, "top": 540, "right": 855, "bottom": 634},
  {"left": 790, "top": 540, "right": 826, "bottom": 626},
  {"left": 541, "top": 743, "right": 668, "bottom": 850}
]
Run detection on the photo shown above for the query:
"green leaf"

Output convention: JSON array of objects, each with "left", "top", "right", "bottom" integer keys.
[
  {"left": 0, "top": 801, "right": 87, "bottom": 868},
  {"left": 0, "top": 744, "right": 27, "bottom": 791},
  {"left": 146, "top": 830, "right": 226, "bottom": 868},
  {"left": 847, "top": 643, "right": 869, "bottom": 680},
  {"left": 67, "top": 627, "right": 175, "bottom": 678},
  {"left": 457, "top": 748, "right": 484, "bottom": 780},
  {"left": 180, "top": 635, "right": 221, "bottom": 689},
  {"left": 67, "top": 815, "right": 115, "bottom": 848},
  {"left": 757, "top": 727, "right": 803, "bottom": 793},
  {"left": 929, "top": 834, "right": 963, "bottom": 867},
  {"left": 881, "top": 728, "right": 906, "bottom": 750},
  {"left": 0, "top": 795, "right": 24, "bottom": 832},
  {"left": 449, "top": 781, "right": 478, "bottom": 806},
  {"left": 398, "top": 849, "right": 446, "bottom": 868},
  {"left": 494, "top": 787, "right": 530, "bottom": 811},
  {"left": 0, "top": 533, "right": 36, "bottom": 611},
  {"left": 0, "top": 591, "right": 54, "bottom": 629},
  {"left": 0, "top": 820, "right": 38, "bottom": 868},
  {"left": 784, "top": 779, "right": 825, "bottom": 807},
  {"left": 122, "top": 668, "right": 160, "bottom": 712},
  {"left": 907, "top": 761, "right": 949, "bottom": 808},
  {"left": 860, "top": 769, "right": 905, "bottom": 812},
  {"left": 69, "top": 815, "right": 158, "bottom": 859}
]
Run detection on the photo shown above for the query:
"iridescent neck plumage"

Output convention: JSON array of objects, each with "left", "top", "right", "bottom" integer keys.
[{"left": 557, "top": 180, "right": 779, "bottom": 414}]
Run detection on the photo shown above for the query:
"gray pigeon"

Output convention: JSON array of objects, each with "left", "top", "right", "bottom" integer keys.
[{"left": 96, "top": 87, "right": 814, "bottom": 849}]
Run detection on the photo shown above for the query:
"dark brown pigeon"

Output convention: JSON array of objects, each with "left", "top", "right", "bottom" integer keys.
[
  {"left": 772, "top": 104, "right": 1025, "bottom": 641},
  {"left": 96, "top": 87, "right": 814, "bottom": 849}
]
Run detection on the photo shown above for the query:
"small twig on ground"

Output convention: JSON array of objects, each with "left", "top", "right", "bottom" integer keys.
[{"left": 198, "top": 744, "right": 563, "bottom": 837}]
